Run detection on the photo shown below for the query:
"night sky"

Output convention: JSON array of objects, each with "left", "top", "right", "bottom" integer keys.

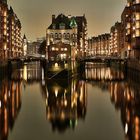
[{"left": 8, "top": 0, "right": 126, "bottom": 41}]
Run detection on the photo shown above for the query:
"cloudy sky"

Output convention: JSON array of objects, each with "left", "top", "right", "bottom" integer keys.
[{"left": 8, "top": 0, "right": 126, "bottom": 41}]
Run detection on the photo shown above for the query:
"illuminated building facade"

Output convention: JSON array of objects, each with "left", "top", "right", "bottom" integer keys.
[
  {"left": 110, "top": 22, "right": 123, "bottom": 57},
  {"left": 121, "top": 5, "right": 131, "bottom": 59},
  {"left": 8, "top": 7, "right": 22, "bottom": 58},
  {"left": 124, "top": 0, "right": 140, "bottom": 59},
  {"left": 0, "top": 0, "right": 22, "bottom": 60},
  {"left": 88, "top": 34, "right": 110, "bottom": 56},
  {"left": 75, "top": 15, "right": 87, "bottom": 57},
  {"left": 46, "top": 14, "right": 87, "bottom": 60},
  {"left": 46, "top": 14, "right": 77, "bottom": 61},
  {"left": 0, "top": 0, "right": 8, "bottom": 60}
]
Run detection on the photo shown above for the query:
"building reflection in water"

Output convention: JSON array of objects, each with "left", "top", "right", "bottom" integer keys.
[
  {"left": 0, "top": 62, "right": 43, "bottom": 140},
  {"left": 41, "top": 78, "right": 87, "bottom": 132},
  {"left": 109, "top": 81, "right": 140, "bottom": 140},
  {"left": 84, "top": 62, "right": 140, "bottom": 140},
  {"left": 85, "top": 62, "right": 125, "bottom": 81},
  {"left": 0, "top": 79, "right": 22, "bottom": 140},
  {"left": 11, "top": 62, "right": 45, "bottom": 85},
  {"left": 0, "top": 61, "right": 140, "bottom": 139}
]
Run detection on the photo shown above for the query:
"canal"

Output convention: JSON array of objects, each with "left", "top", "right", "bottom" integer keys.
[{"left": 0, "top": 62, "right": 139, "bottom": 140}]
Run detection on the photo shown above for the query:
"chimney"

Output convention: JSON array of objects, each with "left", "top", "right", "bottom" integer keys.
[{"left": 52, "top": 15, "right": 55, "bottom": 23}]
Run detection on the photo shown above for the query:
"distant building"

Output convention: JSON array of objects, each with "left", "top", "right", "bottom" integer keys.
[
  {"left": 88, "top": 34, "right": 110, "bottom": 56},
  {"left": 27, "top": 40, "right": 41, "bottom": 57},
  {"left": 46, "top": 14, "right": 87, "bottom": 60},
  {"left": 22, "top": 35, "right": 28, "bottom": 56}
]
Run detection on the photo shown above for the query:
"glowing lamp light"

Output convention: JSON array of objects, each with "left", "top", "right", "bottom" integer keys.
[
  {"left": 55, "top": 88, "right": 58, "bottom": 97},
  {"left": 54, "top": 63, "right": 58, "bottom": 68},
  {"left": 125, "top": 123, "right": 128, "bottom": 134}
]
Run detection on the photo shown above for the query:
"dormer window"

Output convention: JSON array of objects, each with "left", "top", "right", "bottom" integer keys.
[
  {"left": 59, "top": 23, "right": 65, "bottom": 29},
  {"left": 52, "top": 24, "right": 56, "bottom": 29}
]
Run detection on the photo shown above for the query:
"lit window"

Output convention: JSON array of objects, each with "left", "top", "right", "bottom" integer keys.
[
  {"left": 126, "top": 23, "right": 131, "bottom": 29},
  {"left": 135, "top": 13, "right": 140, "bottom": 20},
  {"left": 56, "top": 48, "right": 59, "bottom": 51},
  {"left": 136, "top": 21, "right": 140, "bottom": 29},
  {"left": 64, "top": 48, "right": 67, "bottom": 51},
  {"left": 136, "top": 29, "right": 140, "bottom": 37},
  {"left": 127, "top": 2, "right": 130, "bottom": 7},
  {"left": 61, "top": 48, "right": 64, "bottom": 51},
  {"left": 133, "top": 34, "right": 136, "bottom": 38},
  {"left": 135, "top": 0, "right": 140, "bottom": 4},
  {"left": 127, "top": 29, "right": 130, "bottom": 35},
  {"left": 4, "top": 11, "right": 7, "bottom": 16},
  {"left": 52, "top": 47, "right": 55, "bottom": 51},
  {"left": 133, "top": 26, "right": 136, "bottom": 30}
]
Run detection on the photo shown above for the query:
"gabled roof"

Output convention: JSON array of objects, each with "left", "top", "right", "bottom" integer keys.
[{"left": 48, "top": 14, "right": 76, "bottom": 30}]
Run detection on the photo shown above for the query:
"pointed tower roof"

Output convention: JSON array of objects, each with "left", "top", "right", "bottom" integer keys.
[
  {"left": 70, "top": 17, "right": 77, "bottom": 28},
  {"left": 23, "top": 34, "right": 27, "bottom": 40}
]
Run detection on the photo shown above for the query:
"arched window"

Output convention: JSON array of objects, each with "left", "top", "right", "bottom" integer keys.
[
  {"left": 67, "top": 33, "right": 70, "bottom": 38},
  {"left": 55, "top": 33, "right": 58, "bottom": 38}
]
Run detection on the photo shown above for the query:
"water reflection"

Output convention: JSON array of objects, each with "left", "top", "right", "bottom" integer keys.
[
  {"left": 10, "top": 62, "right": 45, "bottom": 84},
  {"left": 84, "top": 62, "right": 140, "bottom": 140},
  {"left": 41, "top": 79, "right": 87, "bottom": 132},
  {"left": 109, "top": 82, "right": 140, "bottom": 140},
  {"left": 0, "top": 61, "right": 140, "bottom": 140},
  {"left": 84, "top": 62, "right": 125, "bottom": 81},
  {"left": 0, "top": 79, "right": 21, "bottom": 140}
]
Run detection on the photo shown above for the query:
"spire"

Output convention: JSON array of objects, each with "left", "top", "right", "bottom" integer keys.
[
  {"left": 23, "top": 34, "right": 27, "bottom": 41},
  {"left": 70, "top": 17, "right": 77, "bottom": 28}
]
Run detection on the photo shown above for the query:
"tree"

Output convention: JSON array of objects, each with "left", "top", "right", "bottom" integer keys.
[{"left": 38, "top": 40, "right": 46, "bottom": 55}]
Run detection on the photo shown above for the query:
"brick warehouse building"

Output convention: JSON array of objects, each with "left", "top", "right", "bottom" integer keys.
[
  {"left": 0, "top": 0, "right": 22, "bottom": 60},
  {"left": 46, "top": 14, "right": 87, "bottom": 61}
]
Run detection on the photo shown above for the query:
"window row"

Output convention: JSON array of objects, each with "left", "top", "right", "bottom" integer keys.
[
  {"left": 49, "top": 33, "right": 77, "bottom": 39},
  {"left": 51, "top": 47, "right": 68, "bottom": 51}
]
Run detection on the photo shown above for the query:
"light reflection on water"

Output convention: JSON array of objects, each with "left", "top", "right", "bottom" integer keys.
[{"left": 0, "top": 62, "right": 140, "bottom": 140}]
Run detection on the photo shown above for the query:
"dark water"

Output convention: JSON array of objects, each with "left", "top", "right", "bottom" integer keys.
[{"left": 0, "top": 62, "right": 140, "bottom": 140}]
